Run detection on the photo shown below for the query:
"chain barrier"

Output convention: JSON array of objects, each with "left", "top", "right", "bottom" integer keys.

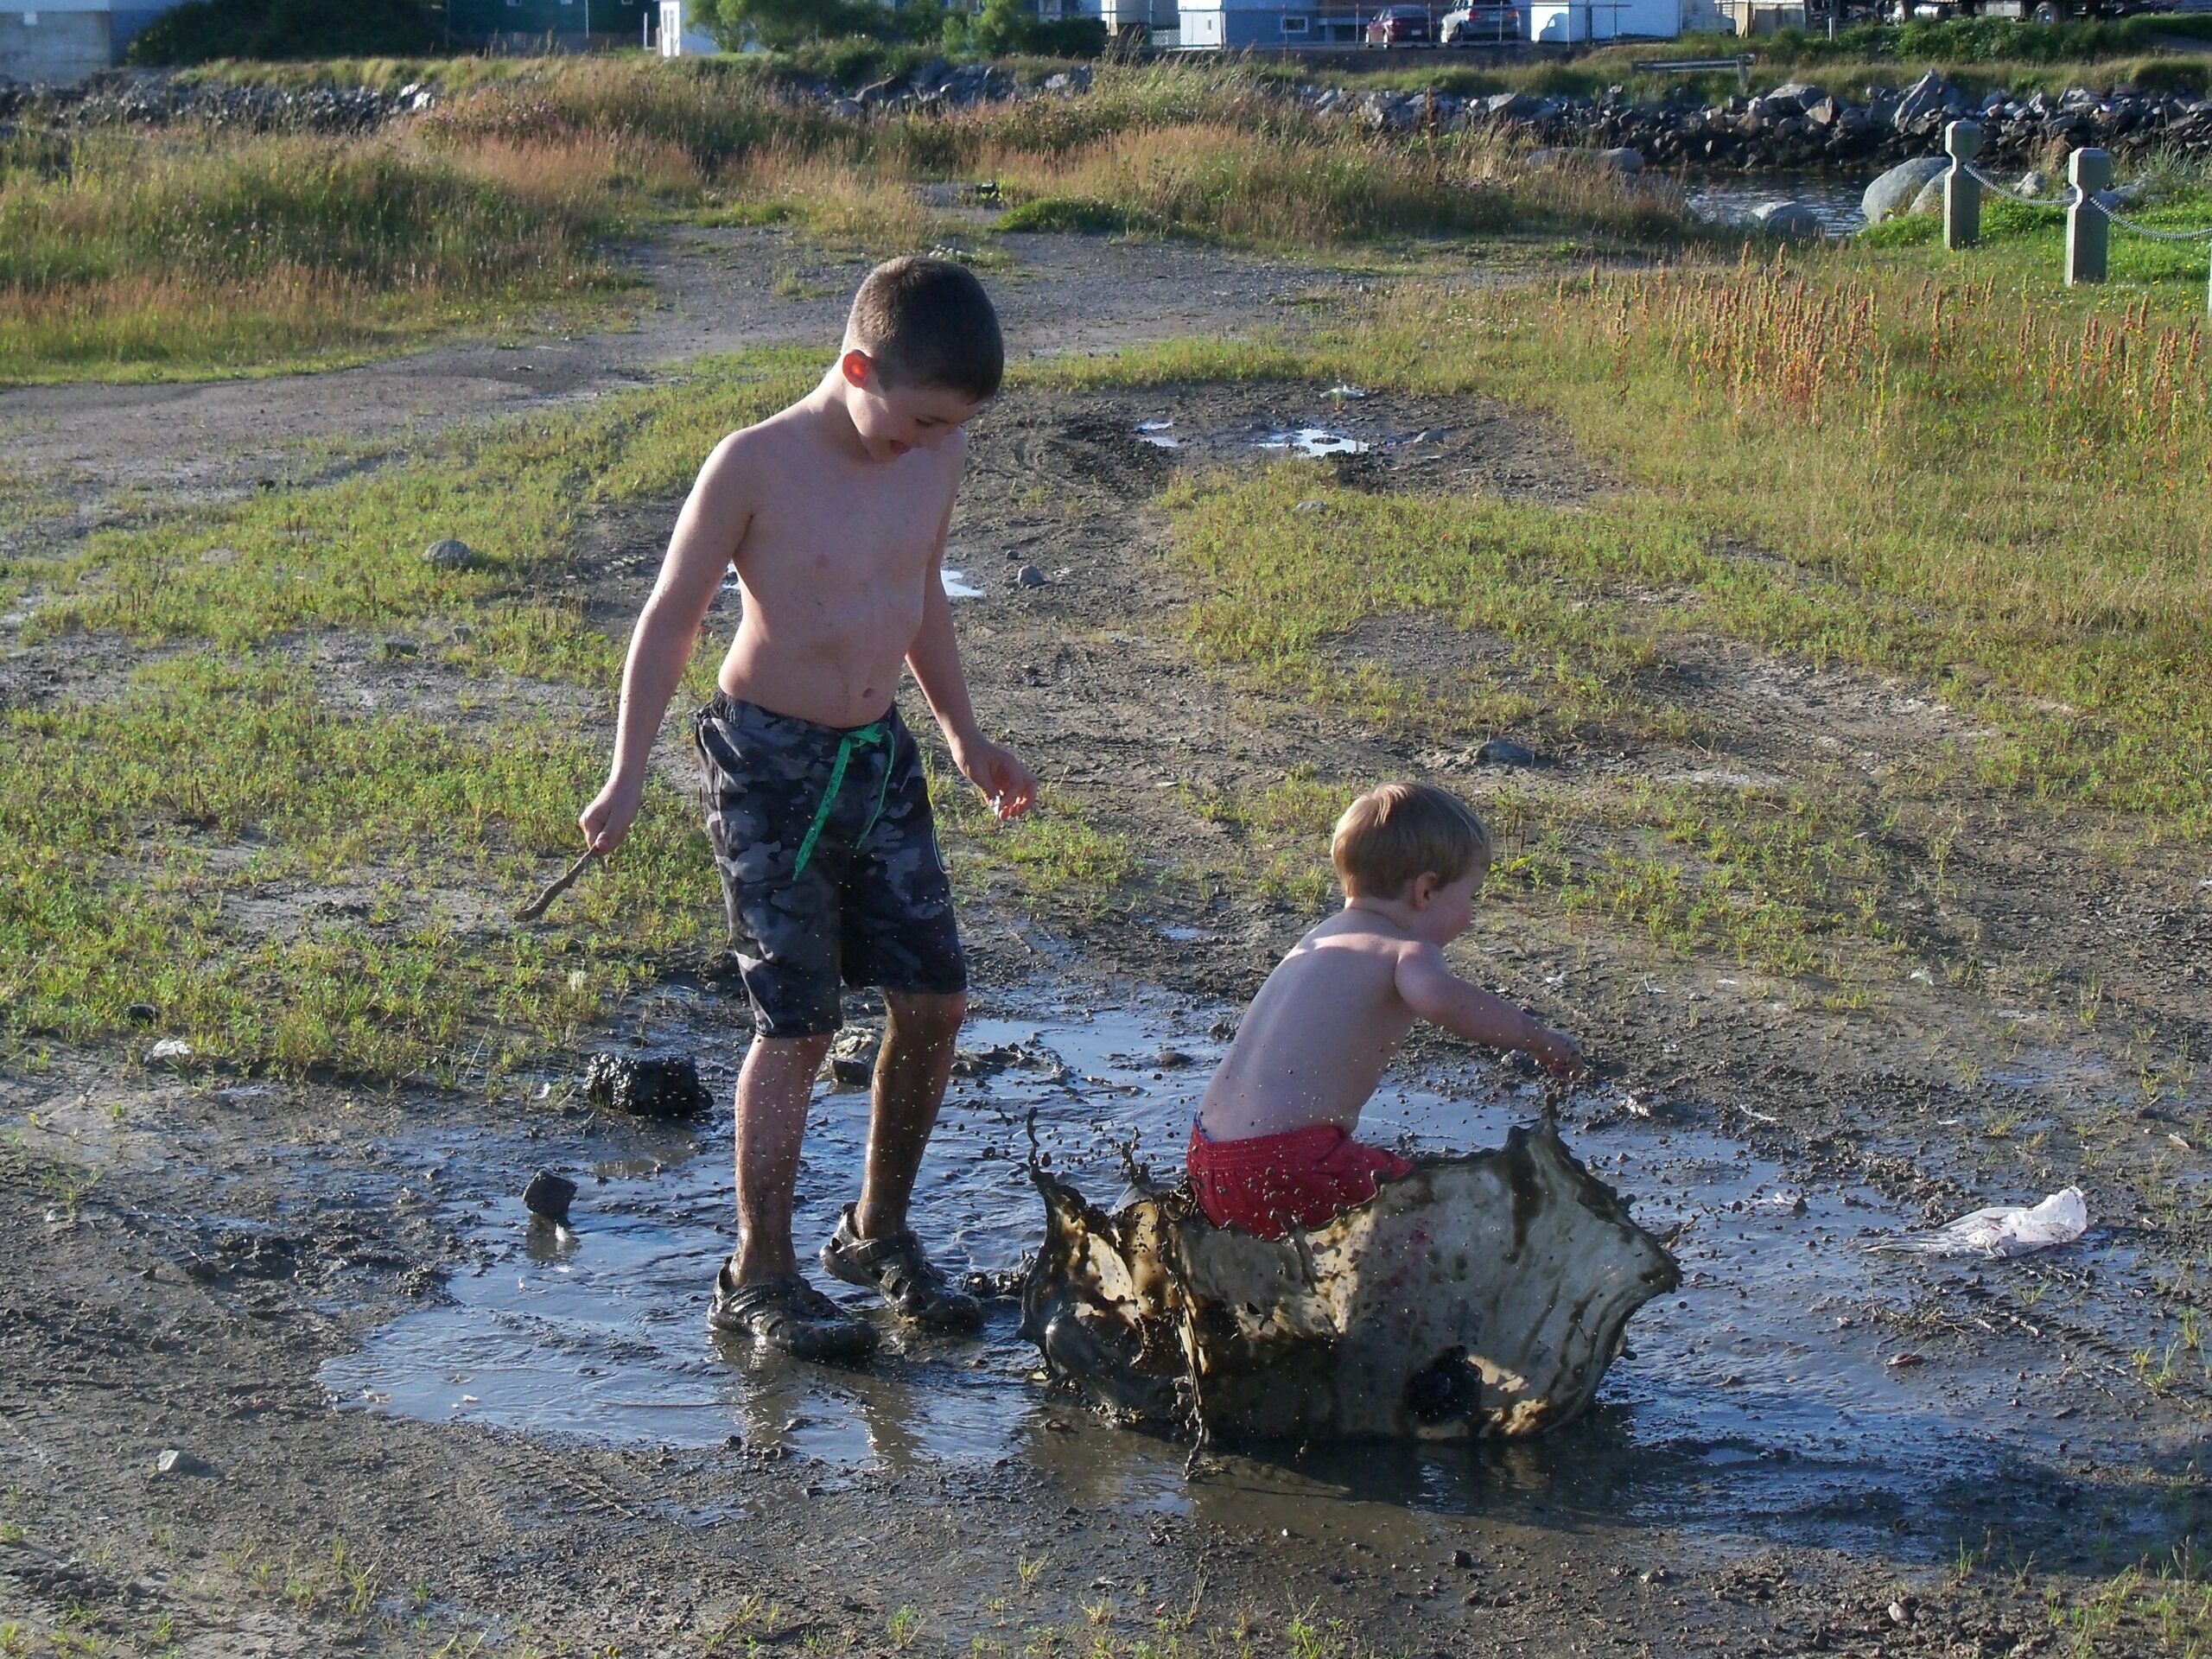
[
  {"left": 1960, "top": 161, "right": 2065, "bottom": 211},
  {"left": 1959, "top": 158, "right": 2212, "bottom": 242}
]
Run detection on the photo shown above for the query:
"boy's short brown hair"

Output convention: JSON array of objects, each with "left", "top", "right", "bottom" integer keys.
[
  {"left": 1331, "top": 782, "right": 1492, "bottom": 899},
  {"left": 846, "top": 255, "right": 1004, "bottom": 404}
]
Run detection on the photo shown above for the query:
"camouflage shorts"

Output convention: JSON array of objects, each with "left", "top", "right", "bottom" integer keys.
[{"left": 694, "top": 692, "right": 966, "bottom": 1039}]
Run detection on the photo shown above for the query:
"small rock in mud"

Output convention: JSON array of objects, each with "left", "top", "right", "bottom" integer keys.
[
  {"left": 963, "top": 1267, "right": 1027, "bottom": 1301},
  {"left": 154, "top": 1448, "right": 217, "bottom": 1479},
  {"left": 817, "top": 1027, "right": 879, "bottom": 1090},
  {"left": 1014, "top": 563, "right": 1046, "bottom": 588},
  {"left": 523, "top": 1169, "right": 577, "bottom": 1225},
  {"left": 423, "top": 537, "right": 476, "bottom": 569},
  {"left": 125, "top": 1001, "right": 157, "bottom": 1024},
  {"left": 582, "top": 1053, "right": 711, "bottom": 1119},
  {"left": 1153, "top": 1047, "right": 1196, "bottom": 1070},
  {"left": 1475, "top": 739, "right": 1539, "bottom": 768}
]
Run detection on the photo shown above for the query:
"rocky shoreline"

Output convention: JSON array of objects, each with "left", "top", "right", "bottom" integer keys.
[{"left": 5, "top": 59, "right": 2209, "bottom": 173}]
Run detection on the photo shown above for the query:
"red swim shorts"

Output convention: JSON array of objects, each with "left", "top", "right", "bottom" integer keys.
[{"left": 1186, "top": 1122, "right": 1414, "bottom": 1240}]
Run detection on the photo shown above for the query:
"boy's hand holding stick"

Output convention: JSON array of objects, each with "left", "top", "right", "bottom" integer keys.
[{"left": 515, "top": 847, "right": 603, "bottom": 923}]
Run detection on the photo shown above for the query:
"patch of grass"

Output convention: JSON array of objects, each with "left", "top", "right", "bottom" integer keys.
[
  {"left": 1082, "top": 243, "right": 2212, "bottom": 842},
  {"left": 0, "top": 653, "right": 710, "bottom": 1079}
]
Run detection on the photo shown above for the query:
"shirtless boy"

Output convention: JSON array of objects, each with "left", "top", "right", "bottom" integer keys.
[
  {"left": 1189, "top": 781, "right": 1585, "bottom": 1239},
  {"left": 581, "top": 257, "right": 1036, "bottom": 1360}
]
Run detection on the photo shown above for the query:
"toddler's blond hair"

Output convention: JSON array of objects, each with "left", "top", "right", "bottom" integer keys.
[{"left": 1331, "top": 782, "right": 1491, "bottom": 899}]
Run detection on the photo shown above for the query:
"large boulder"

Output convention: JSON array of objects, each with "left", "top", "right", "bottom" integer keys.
[
  {"left": 1752, "top": 200, "right": 1827, "bottom": 239},
  {"left": 1863, "top": 155, "right": 1950, "bottom": 225},
  {"left": 1909, "top": 173, "right": 1948, "bottom": 216}
]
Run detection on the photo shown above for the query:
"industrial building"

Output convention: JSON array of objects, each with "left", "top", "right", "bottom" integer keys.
[{"left": 1, "top": 0, "right": 187, "bottom": 82}]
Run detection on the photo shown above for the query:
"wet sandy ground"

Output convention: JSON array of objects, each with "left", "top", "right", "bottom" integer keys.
[{"left": 4, "top": 224, "right": 2210, "bottom": 1656}]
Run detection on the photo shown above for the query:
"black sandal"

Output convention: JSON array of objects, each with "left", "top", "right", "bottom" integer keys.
[
  {"left": 706, "top": 1262, "right": 877, "bottom": 1361},
  {"left": 818, "top": 1206, "right": 982, "bottom": 1333}
]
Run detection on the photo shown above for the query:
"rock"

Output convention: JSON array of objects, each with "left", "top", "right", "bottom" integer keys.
[
  {"left": 582, "top": 1053, "right": 711, "bottom": 1119},
  {"left": 146, "top": 1037, "right": 193, "bottom": 1065},
  {"left": 155, "top": 1448, "right": 217, "bottom": 1478},
  {"left": 1861, "top": 156, "right": 1950, "bottom": 225},
  {"left": 1526, "top": 146, "right": 1641, "bottom": 175},
  {"left": 1767, "top": 80, "right": 1826, "bottom": 110},
  {"left": 1751, "top": 200, "right": 1826, "bottom": 239},
  {"left": 422, "top": 537, "right": 475, "bottom": 570},
  {"left": 2018, "top": 169, "right": 2050, "bottom": 195},
  {"left": 1154, "top": 1047, "right": 1196, "bottom": 1069},
  {"left": 1485, "top": 91, "right": 1539, "bottom": 120},
  {"left": 1014, "top": 563, "right": 1046, "bottom": 588},
  {"left": 1892, "top": 70, "right": 1954, "bottom": 131},
  {"left": 523, "top": 1169, "right": 576, "bottom": 1225},
  {"left": 125, "top": 1001, "right": 157, "bottom": 1024},
  {"left": 817, "top": 1027, "right": 878, "bottom": 1090},
  {"left": 1294, "top": 499, "right": 1327, "bottom": 513},
  {"left": 1475, "top": 738, "right": 1538, "bottom": 767},
  {"left": 1908, "top": 174, "right": 1947, "bottom": 217}
]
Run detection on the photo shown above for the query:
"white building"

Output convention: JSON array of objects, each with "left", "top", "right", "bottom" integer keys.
[
  {"left": 1, "top": 0, "right": 191, "bottom": 82},
  {"left": 1526, "top": 0, "right": 1678, "bottom": 38}
]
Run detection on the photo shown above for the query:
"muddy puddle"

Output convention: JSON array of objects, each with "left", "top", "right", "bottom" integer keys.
[
  {"left": 322, "top": 984, "right": 2165, "bottom": 1558},
  {"left": 1129, "top": 418, "right": 1376, "bottom": 459}
]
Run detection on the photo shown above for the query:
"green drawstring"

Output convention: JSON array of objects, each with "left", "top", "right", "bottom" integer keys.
[{"left": 790, "top": 720, "right": 890, "bottom": 880}]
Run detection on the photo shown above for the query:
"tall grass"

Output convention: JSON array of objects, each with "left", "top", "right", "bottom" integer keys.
[
  {"left": 0, "top": 128, "right": 617, "bottom": 380},
  {"left": 3, "top": 56, "right": 1710, "bottom": 378}
]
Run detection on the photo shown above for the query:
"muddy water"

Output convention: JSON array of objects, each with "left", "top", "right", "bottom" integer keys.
[
  {"left": 323, "top": 984, "right": 2149, "bottom": 1557},
  {"left": 1682, "top": 171, "right": 1871, "bottom": 235},
  {"left": 1128, "top": 420, "right": 1375, "bottom": 458}
]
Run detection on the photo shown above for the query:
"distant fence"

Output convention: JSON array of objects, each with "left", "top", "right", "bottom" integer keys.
[{"left": 1932, "top": 118, "right": 2212, "bottom": 313}]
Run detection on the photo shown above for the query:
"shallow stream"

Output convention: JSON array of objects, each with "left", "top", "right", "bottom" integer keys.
[{"left": 320, "top": 982, "right": 2164, "bottom": 1560}]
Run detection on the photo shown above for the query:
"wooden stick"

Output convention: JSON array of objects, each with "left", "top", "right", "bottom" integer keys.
[{"left": 515, "top": 848, "right": 602, "bottom": 923}]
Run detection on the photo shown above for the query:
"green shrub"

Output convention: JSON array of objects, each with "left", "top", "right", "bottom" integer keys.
[
  {"left": 126, "top": 0, "right": 442, "bottom": 65},
  {"left": 993, "top": 194, "right": 1133, "bottom": 233}
]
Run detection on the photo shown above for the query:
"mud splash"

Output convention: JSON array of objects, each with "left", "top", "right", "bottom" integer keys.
[
  {"left": 320, "top": 985, "right": 2153, "bottom": 1554},
  {"left": 1023, "top": 1118, "right": 1678, "bottom": 1441}
]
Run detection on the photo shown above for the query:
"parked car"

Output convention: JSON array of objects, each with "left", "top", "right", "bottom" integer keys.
[
  {"left": 1440, "top": 2, "right": 1522, "bottom": 38},
  {"left": 1366, "top": 5, "right": 1433, "bottom": 43}
]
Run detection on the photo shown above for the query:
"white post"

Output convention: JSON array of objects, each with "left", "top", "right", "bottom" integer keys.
[{"left": 2067, "top": 148, "right": 2111, "bottom": 286}]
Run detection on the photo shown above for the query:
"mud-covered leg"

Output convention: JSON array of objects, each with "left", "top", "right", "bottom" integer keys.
[
  {"left": 855, "top": 988, "right": 966, "bottom": 1238},
  {"left": 732, "top": 1033, "right": 832, "bottom": 1282},
  {"left": 819, "top": 989, "right": 982, "bottom": 1332}
]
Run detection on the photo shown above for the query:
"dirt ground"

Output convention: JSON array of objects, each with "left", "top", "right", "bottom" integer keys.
[{"left": 4, "top": 225, "right": 2209, "bottom": 1658}]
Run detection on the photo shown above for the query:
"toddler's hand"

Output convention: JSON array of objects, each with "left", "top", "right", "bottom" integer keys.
[{"left": 1529, "top": 1026, "right": 1589, "bottom": 1081}]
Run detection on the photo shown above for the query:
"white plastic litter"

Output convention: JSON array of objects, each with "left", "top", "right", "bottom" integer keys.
[{"left": 1870, "top": 1187, "right": 2088, "bottom": 1260}]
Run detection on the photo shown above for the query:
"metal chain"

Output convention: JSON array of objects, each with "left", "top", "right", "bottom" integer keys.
[
  {"left": 1958, "top": 160, "right": 2212, "bottom": 242},
  {"left": 2094, "top": 203, "right": 2212, "bottom": 244},
  {"left": 1960, "top": 161, "right": 2064, "bottom": 210}
]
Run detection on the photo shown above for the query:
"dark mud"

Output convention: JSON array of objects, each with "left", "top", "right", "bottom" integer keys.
[{"left": 5, "top": 222, "right": 2211, "bottom": 1656}]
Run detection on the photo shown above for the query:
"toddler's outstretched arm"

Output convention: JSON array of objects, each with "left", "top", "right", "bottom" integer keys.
[{"left": 1396, "top": 944, "right": 1586, "bottom": 1077}]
